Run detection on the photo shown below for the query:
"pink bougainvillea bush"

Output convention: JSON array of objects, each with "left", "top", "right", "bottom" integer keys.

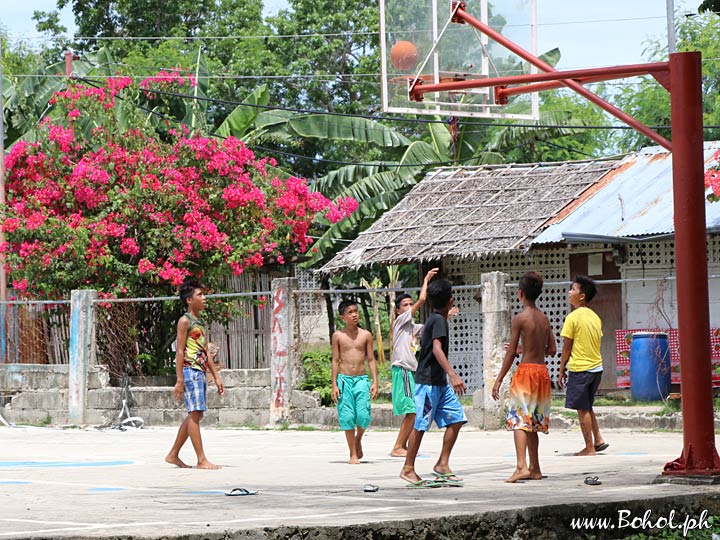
[
  {"left": 706, "top": 149, "right": 720, "bottom": 203},
  {"left": 2, "top": 74, "right": 356, "bottom": 300}
]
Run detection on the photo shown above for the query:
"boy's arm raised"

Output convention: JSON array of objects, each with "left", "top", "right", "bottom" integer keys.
[
  {"left": 492, "top": 316, "right": 521, "bottom": 400},
  {"left": 365, "top": 330, "right": 378, "bottom": 399},
  {"left": 412, "top": 268, "right": 439, "bottom": 314},
  {"left": 173, "top": 317, "right": 190, "bottom": 402},
  {"left": 433, "top": 338, "right": 466, "bottom": 396},
  {"left": 331, "top": 332, "right": 341, "bottom": 403}
]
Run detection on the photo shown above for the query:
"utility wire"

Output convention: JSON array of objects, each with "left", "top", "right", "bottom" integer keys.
[
  {"left": 77, "top": 76, "right": 611, "bottom": 167},
  {"left": 5, "top": 14, "right": 675, "bottom": 42},
  {"left": 80, "top": 78, "right": 720, "bottom": 132}
]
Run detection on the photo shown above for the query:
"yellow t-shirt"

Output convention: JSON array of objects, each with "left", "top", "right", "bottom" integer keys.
[{"left": 561, "top": 306, "right": 602, "bottom": 372}]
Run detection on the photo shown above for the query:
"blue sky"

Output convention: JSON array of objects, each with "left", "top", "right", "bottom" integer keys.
[{"left": 1, "top": 0, "right": 689, "bottom": 70}]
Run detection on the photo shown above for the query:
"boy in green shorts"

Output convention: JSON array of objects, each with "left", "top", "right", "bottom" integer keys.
[
  {"left": 332, "top": 300, "right": 379, "bottom": 464},
  {"left": 389, "top": 268, "right": 438, "bottom": 457}
]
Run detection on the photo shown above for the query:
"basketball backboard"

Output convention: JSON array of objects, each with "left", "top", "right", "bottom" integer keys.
[{"left": 380, "top": 0, "right": 539, "bottom": 119}]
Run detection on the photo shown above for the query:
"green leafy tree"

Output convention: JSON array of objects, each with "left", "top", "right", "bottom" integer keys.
[
  {"left": 698, "top": 0, "right": 720, "bottom": 13},
  {"left": 613, "top": 13, "right": 720, "bottom": 150}
]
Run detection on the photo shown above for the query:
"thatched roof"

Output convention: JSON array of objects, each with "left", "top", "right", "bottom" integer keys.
[{"left": 321, "top": 159, "right": 620, "bottom": 274}]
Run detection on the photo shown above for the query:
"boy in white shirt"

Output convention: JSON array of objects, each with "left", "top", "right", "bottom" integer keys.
[{"left": 389, "top": 268, "right": 438, "bottom": 457}]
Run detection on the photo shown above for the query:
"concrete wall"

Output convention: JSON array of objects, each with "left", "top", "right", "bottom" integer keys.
[{"left": 0, "top": 365, "right": 320, "bottom": 427}]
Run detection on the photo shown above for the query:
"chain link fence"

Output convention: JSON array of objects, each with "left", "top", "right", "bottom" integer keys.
[
  {"left": 92, "top": 291, "right": 271, "bottom": 381},
  {"left": 0, "top": 300, "right": 71, "bottom": 364}
]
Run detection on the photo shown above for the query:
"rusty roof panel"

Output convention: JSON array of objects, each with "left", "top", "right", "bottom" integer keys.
[{"left": 532, "top": 141, "right": 720, "bottom": 245}]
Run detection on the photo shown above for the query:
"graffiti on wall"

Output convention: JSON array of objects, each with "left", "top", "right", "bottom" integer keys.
[{"left": 271, "top": 285, "right": 288, "bottom": 410}]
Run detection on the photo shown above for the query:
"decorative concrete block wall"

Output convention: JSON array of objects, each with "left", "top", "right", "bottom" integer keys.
[{"left": 1, "top": 366, "right": 320, "bottom": 427}]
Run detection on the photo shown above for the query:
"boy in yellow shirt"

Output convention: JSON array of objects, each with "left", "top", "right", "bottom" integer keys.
[{"left": 558, "top": 275, "right": 609, "bottom": 456}]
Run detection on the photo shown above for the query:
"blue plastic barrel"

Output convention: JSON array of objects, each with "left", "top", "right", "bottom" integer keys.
[{"left": 630, "top": 332, "right": 671, "bottom": 401}]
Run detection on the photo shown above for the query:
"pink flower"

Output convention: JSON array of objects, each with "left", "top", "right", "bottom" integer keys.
[
  {"left": 120, "top": 238, "right": 140, "bottom": 256},
  {"left": 12, "top": 279, "right": 28, "bottom": 293},
  {"left": 138, "top": 259, "right": 156, "bottom": 274}
]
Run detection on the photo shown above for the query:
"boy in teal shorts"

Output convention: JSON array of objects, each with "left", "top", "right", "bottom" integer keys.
[
  {"left": 331, "top": 300, "right": 379, "bottom": 464},
  {"left": 389, "top": 268, "right": 438, "bottom": 457}
]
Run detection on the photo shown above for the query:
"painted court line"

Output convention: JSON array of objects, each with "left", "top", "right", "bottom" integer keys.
[
  {"left": 0, "top": 508, "right": 408, "bottom": 536},
  {"left": 0, "top": 520, "right": 171, "bottom": 537},
  {"left": 0, "top": 460, "right": 134, "bottom": 468},
  {"left": 0, "top": 478, "right": 162, "bottom": 492}
]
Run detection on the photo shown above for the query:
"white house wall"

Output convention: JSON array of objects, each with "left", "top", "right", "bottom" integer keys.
[
  {"left": 445, "top": 249, "right": 569, "bottom": 391},
  {"left": 623, "top": 238, "right": 720, "bottom": 329}
]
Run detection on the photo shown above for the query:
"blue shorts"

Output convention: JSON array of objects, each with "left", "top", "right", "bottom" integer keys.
[
  {"left": 565, "top": 370, "right": 602, "bottom": 411},
  {"left": 183, "top": 367, "right": 207, "bottom": 413},
  {"left": 337, "top": 374, "right": 371, "bottom": 430},
  {"left": 413, "top": 384, "right": 467, "bottom": 431}
]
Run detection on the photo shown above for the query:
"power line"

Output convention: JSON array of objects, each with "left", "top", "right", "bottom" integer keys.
[
  {"left": 87, "top": 79, "right": 720, "bottom": 132},
  {"left": 76, "top": 76, "right": 548, "bottom": 168},
  {"left": 4, "top": 14, "right": 674, "bottom": 43}
]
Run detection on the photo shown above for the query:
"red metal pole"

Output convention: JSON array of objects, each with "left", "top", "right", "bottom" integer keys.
[
  {"left": 443, "top": 8, "right": 672, "bottom": 151},
  {"left": 64, "top": 51, "right": 73, "bottom": 78},
  {"left": 413, "top": 63, "right": 668, "bottom": 95},
  {"left": 495, "top": 71, "right": 659, "bottom": 102},
  {"left": 664, "top": 51, "right": 720, "bottom": 476}
]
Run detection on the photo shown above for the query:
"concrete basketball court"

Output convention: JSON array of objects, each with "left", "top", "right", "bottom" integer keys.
[{"left": 1, "top": 425, "right": 719, "bottom": 539}]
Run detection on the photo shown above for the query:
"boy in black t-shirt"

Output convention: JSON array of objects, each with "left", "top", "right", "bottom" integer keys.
[{"left": 399, "top": 279, "right": 467, "bottom": 488}]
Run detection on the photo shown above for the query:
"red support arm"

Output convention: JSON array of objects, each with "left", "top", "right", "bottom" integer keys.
[{"left": 410, "top": 6, "right": 672, "bottom": 151}]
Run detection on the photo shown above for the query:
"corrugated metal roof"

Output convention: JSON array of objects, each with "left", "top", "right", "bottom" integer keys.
[{"left": 531, "top": 142, "right": 720, "bottom": 245}]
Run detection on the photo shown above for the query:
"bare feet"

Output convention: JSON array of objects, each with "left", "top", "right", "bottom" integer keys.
[
  {"left": 165, "top": 455, "right": 191, "bottom": 468},
  {"left": 505, "top": 467, "right": 532, "bottom": 483},
  {"left": 574, "top": 448, "right": 596, "bottom": 456},
  {"left": 390, "top": 448, "right": 408, "bottom": 457},
  {"left": 348, "top": 455, "right": 360, "bottom": 464},
  {"left": 528, "top": 469, "right": 543, "bottom": 480},
  {"left": 400, "top": 465, "right": 422, "bottom": 484},
  {"left": 356, "top": 439, "right": 364, "bottom": 460},
  {"left": 196, "top": 460, "right": 221, "bottom": 470}
]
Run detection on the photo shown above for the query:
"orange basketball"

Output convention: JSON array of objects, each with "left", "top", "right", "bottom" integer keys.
[{"left": 390, "top": 41, "right": 418, "bottom": 71}]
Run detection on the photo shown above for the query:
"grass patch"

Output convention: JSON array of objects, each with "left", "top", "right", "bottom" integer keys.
[
  {"left": 294, "top": 424, "right": 319, "bottom": 431},
  {"left": 551, "top": 396, "right": 671, "bottom": 408},
  {"left": 555, "top": 409, "right": 578, "bottom": 420}
]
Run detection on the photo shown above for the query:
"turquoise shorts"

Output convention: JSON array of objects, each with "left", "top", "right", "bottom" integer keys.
[
  {"left": 392, "top": 366, "right": 416, "bottom": 416},
  {"left": 336, "top": 374, "right": 371, "bottom": 430}
]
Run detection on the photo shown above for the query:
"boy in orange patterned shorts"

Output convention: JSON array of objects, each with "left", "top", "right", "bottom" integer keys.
[{"left": 492, "top": 272, "right": 556, "bottom": 483}]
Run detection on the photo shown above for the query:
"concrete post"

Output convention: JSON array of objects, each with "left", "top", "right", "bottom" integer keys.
[
  {"left": 269, "top": 277, "right": 298, "bottom": 425},
  {"left": 481, "top": 272, "right": 511, "bottom": 429},
  {"left": 68, "top": 289, "right": 97, "bottom": 425}
]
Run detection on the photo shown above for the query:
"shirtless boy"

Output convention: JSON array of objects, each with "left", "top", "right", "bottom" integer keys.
[
  {"left": 331, "top": 300, "right": 379, "bottom": 464},
  {"left": 492, "top": 272, "right": 556, "bottom": 483}
]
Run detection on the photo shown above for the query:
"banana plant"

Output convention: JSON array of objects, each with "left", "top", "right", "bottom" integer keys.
[
  {"left": 3, "top": 47, "right": 120, "bottom": 146},
  {"left": 360, "top": 276, "right": 386, "bottom": 364}
]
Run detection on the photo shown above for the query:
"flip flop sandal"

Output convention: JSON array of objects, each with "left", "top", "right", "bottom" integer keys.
[
  {"left": 363, "top": 484, "right": 379, "bottom": 492},
  {"left": 584, "top": 476, "right": 602, "bottom": 486},
  {"left": 225, "top": 488, "right": 258, "bottom": 496},
  {"left": 594, "top": 443, "right": 610, "bottom": 452},
  {"left": 433, "top": 472, "right": 464, "bottom": 485},
  {"left": 407, "top": 479, "right": 443, "bottom": 489}
]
